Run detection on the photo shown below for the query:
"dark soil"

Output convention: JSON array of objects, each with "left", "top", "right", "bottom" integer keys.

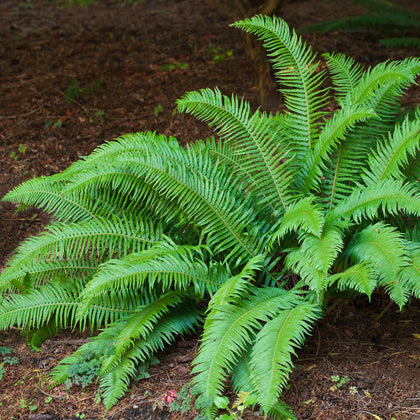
[{"left": 0, "top": 1, "right": 419, "bottom": 419}]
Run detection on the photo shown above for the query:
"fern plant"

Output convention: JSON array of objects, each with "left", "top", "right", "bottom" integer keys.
[
  {"left": 301, "top": 0, "right": 420, "bottom": 49},
  {"left": 1, "top": 15, "right": 419, "bottom": 419}
]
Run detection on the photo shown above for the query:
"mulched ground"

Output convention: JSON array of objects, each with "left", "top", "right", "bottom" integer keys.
[{"left": 0, "top": 0, "right": 419, "bottom": 419}]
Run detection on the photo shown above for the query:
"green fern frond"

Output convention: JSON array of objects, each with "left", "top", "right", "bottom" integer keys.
[
  {"left": 323, "top": 52, "right": 364, "bottom": 105},
  {"left": 0, "top": 279, "right": 151, "bottom": 332},
  {"left": 231, "top": 348, "right": 256, "bottom": 394},
  {"left": 192, "top": 288, "right": 301, "bottom": 417},
  {"left": 177, "top": 88, "right": 293, "bottom": 211},
  {"left": 298, "top": 104, "right": 376, "bottom": 192},
  {"left": 250, "top": 302, "right": 320, "bottom": 413},
  {"left": 301, "top": 12, "right": 419, "bottom": 34},
  {"left": 1, "top": 175, "right": 98, "bottom": 222},
  {"left": 328, "top": 262, "right": 377, "bottom": 298},
  {"left": 349, "top": 223, "right": 410, "bottom": 308},
  {"left": 100, "top": 350, "right": 137, "bottom": 412},
  {"left": 273, "top": 197, "right": 324, "bottom": 240},
  {"left": 208, "top": 255, "right": 264, "bottom": 309},
  {"left": 98, "top": 306, "right": 201, "bottom": 410},
  {"left": 349, "top": 59, "right": 415, "bottom": 107},
  {"left": 285, "top": 248, "right": 325, "bottom": 298},
  {"left": 266, "top": 401, "right": 298, "bottom": 420},
  {"left": 98, "top": 291, "right": 185, "bottom": 375},
  {"left": 380, "top": 37, "right": 420, "bottom": 48},
  {"left": 232, "top": 15, "right": 328, "bottom": 155},
  {"left": 322, "top": 59, "right": 419, "bottom": 207},
  {"left": 299, "top": 225, "right": 344, "bottom": 274},
  {"left": 0, "top": 257, "right": 97, "bottom": 294},
  {"left": 399, "top": 248, "right": 420, "bottom": 299},
  {"left": 363, "top": 114, "right": 420, "bottom": 185},
  {"left": 78, "top": 245, "right": 227, "bottom": 314},
  {"left": 0, "top": 216, "right": 161, "bottom": 292},
  {"left": 327, "top": 180, "right": 420, "bottom": 223},
  {"left": 0, "top": 281, "right": 81, "bottom": 330}
]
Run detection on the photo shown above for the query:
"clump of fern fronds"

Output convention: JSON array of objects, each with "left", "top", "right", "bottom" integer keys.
[{"left": 0, "top": 14, "right": 419, "bottom": 420}]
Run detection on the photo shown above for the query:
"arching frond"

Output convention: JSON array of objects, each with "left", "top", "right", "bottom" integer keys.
[
  {"left": 0, "top": 215, "right": 161, "bottom": 292},
  {"left": 349, "top": 223, "right": 410, "bottom": 308},
  {"left": 0, "top": 279, "right": 145, "bottom": 332},
  {"left": 328, "top": 262, "right": 377, "bottom": 298},
  {"left": 1, "top": 175, "right": 98, "bottom": 222},
  {"left": 326, "top": 179, "right": 420, "bottom": 223},
  {"left": 363, "top": 112, "right": 420, "bottom": 185},
  {"left": 177, "top": 88, "right": 293, "bottom": 211},
  {"left": 273, "top": 197, "right": 324, "bottom": 239},
  {"left": 77, "top": 245, "right": 227, "bottom": 315}
]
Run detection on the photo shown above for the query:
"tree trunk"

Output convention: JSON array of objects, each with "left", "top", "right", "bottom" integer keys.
[{"left": 203, "top": 0, "right": 286, "bottom": 110}]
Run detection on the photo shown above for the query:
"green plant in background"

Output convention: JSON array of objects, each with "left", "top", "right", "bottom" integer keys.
[
  {"left": 330, "top": 375, "right": 350, "bottom": 391},
  {"left": 0, "top": 15, "right": 419, "bottom": 419},
  {"left": 301, "top": 0, "right": 420, "bottom": 48},
  {"left": 208, "top": 47, "right": 233, "bottom": 64},
  {"left": 10, "top": 144, "right": 27, "bottom": 161},
  {"left": 46, "top": 119, "right": 63, "bottom": 128},
  {"left": 153, "top": 104, "right": 164, "bottom": 117},
  {"left": 161, "top": 62, "right": 189, "bottom": 72},
  {"left": 19, "top": 398, "right": 38, "bottom": 412},
  {"left": 65, "top": 76, "right": 103, "bottom": 104}
]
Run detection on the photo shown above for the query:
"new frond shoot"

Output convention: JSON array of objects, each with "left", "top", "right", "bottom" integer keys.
[{"left": 1, "top": 14, "right": 419, "bottom": 420}]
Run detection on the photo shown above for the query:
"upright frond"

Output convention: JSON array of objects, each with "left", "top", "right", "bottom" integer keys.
[
  {"left": 250, "top": 302, "right": 320, "bottom": 413},
  {"left": 323, "top": 52, "right": 364, "bottom": 105},
  {"left": 232, "top": 15, "right": 328, "bottom": 156},
  {"left": 192, "top": 288, "right": 300, "bottom": 417}
]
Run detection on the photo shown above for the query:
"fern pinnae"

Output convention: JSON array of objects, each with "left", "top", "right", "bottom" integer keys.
[
  {"left": 362, "top": 115, "right": 420, "bottom": 185},
  {"left": 326, "top": 179, "right": 420, "bottom": 224},
  {"left": 2, "top": 176, "right": 98, "bottom": 222},
  {"left": 0, "top": 216, "right": 160, "bottom": 292},
  {"left": 250, "top": 302, "right": 320, "bottom": 413},
  {"left": 273, "top": 196, "right": 324, "bottom": 240},
  {"left": 0, "top": 258, "right": 97, "bottom": 294},
  {"left": 140, "top": 153, "right": 263, "bottom": 259},
  {"left": 298, "top": 104, "right": 376, "bottom": 192},
  {"left": 99, "top": 306, "right": 201, "bottom": 411},
  {"left": 328, "top": 262, "right": 377, "bottom": 298},
  {"left": 77, "top": 248, "right": 226, "bottom": 314},
  {"left": 208, "top": 255, "right": 264, "bottom": 309},
  {"left": 350, "top": 60, "right": 414, "bottom": 106},
  {"left": 177, "top": 88, "right": 291, "bottom": 211},
  {"left": 323, "top": 52, "right": 364, "bottom": 105},
  {"left": 232, "top": 15, "right": 327, "bottom": 153},
  {"left": 98, "top": 291, "right": 184, "bottom": 375},
  {"left": 349, "top": 223, "right": 410, "bottom": 307},
  {"left": 192, "top": 288, "right": 300, "bottom": 413}
]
